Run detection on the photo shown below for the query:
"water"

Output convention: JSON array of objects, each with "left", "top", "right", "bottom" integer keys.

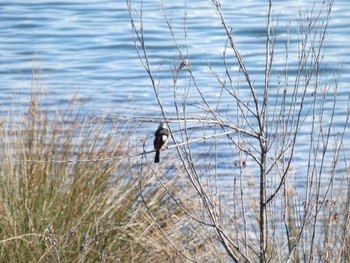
[{"left": 0, "top": 0, "right": 349, "bottom": 182}]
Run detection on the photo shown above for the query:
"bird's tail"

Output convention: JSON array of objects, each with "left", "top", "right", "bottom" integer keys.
[{"left": 154, "top": 150, "right": 160, "bottom": 163}]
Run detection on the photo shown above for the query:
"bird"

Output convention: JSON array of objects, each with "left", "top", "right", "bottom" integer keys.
[
  {"left": 178, "top": 59, "right": 189, "bottom": 72},
  {"left": 154, "top": 122, "right": 169, "bottom": 163}
]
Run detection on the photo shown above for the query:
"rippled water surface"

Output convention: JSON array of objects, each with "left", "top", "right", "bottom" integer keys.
[{"left": 0, "top": 0, "right": 349, "bottom": 182}]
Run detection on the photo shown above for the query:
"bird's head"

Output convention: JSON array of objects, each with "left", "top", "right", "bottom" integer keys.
[{"left": 159, "top": 122, "right": 167, "bottom": 129}]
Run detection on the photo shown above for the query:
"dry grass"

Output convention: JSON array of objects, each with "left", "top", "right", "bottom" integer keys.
[{"left": 0, "top": 89, "right": 209, "bottom": 262}]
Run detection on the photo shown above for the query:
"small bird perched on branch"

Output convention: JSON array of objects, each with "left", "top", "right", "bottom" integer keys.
[
  {"left": 177, "top": 59, "right": 189, "bottom": 72},
  {"left": 154, "top": 122, "right": 169, "bottom": 163}
]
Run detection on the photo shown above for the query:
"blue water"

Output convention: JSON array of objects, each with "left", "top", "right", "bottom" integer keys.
[{"left": 0, "top": 0, "right": 349, "bottom": 184}]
